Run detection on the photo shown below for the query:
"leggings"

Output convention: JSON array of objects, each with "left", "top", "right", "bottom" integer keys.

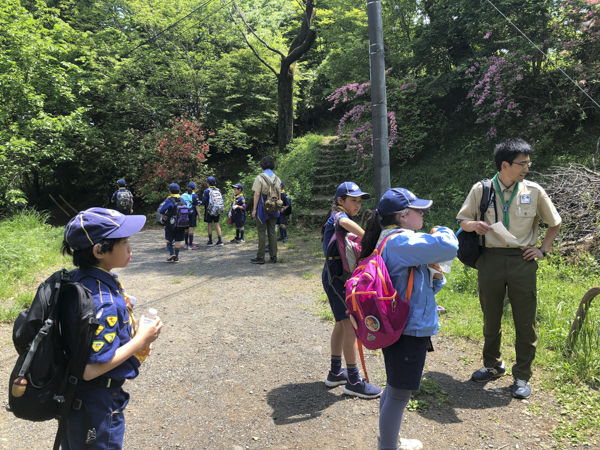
[{"left": 379, "top": 384, "right": 412, "bottom": 450}]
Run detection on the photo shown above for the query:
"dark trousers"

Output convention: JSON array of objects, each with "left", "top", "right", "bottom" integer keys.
[
  {"left": 256, "top": 217, "right": 277, "bottom": 259},
  {"left": 477, "top": 247, "right": 538, "bottom": 381}
]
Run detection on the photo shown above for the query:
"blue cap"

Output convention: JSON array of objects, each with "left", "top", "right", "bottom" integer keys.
[
  {"left": 64, "top": 208, "right": 146, "bottom": 251},
  {"left": 188, "top": 182, "right": 197, "bottom": 190},
  {"left": 377, "top": 188, "right": 432, "bottom": 217},
  {"left": 280, "top": 181, "right": 284, "bottom": 187},
  {"left": 207, "top": 176, "right": 216, "bottom": 185},
  {"left": 169, "top": 183, "right": 180, "bottom": 193},
  {"left": 334, "top": 182, "right": 371, "bottom": 200},
  {"left": 231, "top": 183, "right": 243, "bottom": 190},
  {"left": 117, "top": 179, "right": 126, "bottom": 187}
]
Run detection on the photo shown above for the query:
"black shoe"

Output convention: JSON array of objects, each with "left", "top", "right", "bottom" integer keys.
[
  {"left": 251, "top": 258, "right": 265, "bottom": 264},
  {"left": 270, "top": 256, "right": 277, "bottom": 263}
]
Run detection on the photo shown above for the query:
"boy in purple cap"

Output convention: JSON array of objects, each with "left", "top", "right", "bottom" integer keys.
[
  {"left": 60, "top": 207, "right": 163, "bottom": 449},
  {"left": 110, "top": 179, "right": 134, "bottom": 215},
  {"left": 321, "top": 181, "right": 382, "bottom": 399},
  {"left": 159, "top": 183, "right": 186, "bottom": 262}
]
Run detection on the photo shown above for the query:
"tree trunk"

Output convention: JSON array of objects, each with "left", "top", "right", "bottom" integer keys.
[{"left": 277, "top": 64, "right": 295, "bottom": 151}]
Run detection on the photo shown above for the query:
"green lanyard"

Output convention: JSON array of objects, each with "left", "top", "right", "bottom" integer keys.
[{"left": 492, "top": 173, "right": 519, "bottom": 231}]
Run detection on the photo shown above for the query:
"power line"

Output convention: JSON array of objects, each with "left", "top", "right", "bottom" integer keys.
[{"left": 485, "top": 0, "right": 600, "bottom": 112}]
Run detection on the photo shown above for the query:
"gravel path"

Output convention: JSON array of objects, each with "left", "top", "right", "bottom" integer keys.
[{"left": 0, "top": 229, "right": 588, "bottom": 449}]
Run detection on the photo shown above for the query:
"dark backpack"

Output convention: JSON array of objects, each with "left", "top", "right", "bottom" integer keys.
[
  {"left": 9, "top": 269, "right": 99, "bottom": 449},
  {"left": 170, "top": 197, "right": 190, "bottom": 228},
  {"left": 115, "top": 190, "right": 131, "bottom": 213},
  {"left": 456, "top": 179, "right": 497, "bottom": 269},
  {"left": 156, "top": 201, "right": 166, "bottom": 225}
]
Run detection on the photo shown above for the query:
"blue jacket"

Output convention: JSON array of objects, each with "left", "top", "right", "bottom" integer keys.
[{"left": 379, "top": 227, "right": 458, "bottom": 337}]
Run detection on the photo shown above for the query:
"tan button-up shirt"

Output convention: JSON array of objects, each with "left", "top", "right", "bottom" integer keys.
[{"left": 457, "top": 178, "right": 561, "bottom": 248}]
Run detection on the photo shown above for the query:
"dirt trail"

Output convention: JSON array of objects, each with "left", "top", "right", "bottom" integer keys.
[{"left": 0, "top": 229, "right": 586, "bottom": 449}]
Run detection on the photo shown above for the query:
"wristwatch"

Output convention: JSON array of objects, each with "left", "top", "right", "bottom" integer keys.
[{"left": 539, "top": 248, "right": 546, "bottom": 257}]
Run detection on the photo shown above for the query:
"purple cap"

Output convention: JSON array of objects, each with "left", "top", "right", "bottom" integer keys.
[
  {"left": 207, "top": 176, "right": 216, "bottom": 185},
  {"left": 377, "top": 188, "right": 432, "bottom": 217},
  {"left": 169, "top": 183, "right": 180, "bottom": 193},
  {"left": 64, "top": 208, "right": 146, "bottom": 250},
  {"left": 231, "top": 183, "right": 243, "bottom": 190},
  {"left": 334, "top": 182, "right": 371, "bottom": 200},
  {"left": 117, "top": 179, "right": 126, "bottom": 187}
]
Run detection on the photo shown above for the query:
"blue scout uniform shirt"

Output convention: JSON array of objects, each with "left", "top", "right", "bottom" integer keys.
[
  {"left": 159, "top": 195, "right": 181, "bottom": 218},
  {"left": 111, "top": 188, "right": 133, "bottom": 202},
  {"left": 322, "top": 211, "right": 348, "bottom": 257},
  {"left": 68, "top": 267, "right": 140, "bottom": 380},
  {"left": 232, "top": 194, "right": 246, "bottom": 217},
  {"left": 378, "top": 227, "right": 458, "bottom": 337}
]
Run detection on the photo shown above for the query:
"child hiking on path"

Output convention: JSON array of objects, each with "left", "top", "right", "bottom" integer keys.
[
  {"left": 201, "top": 176, "right": 224, "bottom": 246},
  {"left": 60, "top": 207, "right": 163, "bottom": 449},
  {"left": 181, "top": 182, "right": 202, "bottom": 249},
  {"left": 358, "top": 188, "right": 458, "bottom": 450},
  {"left": 321, "top": 182, "right": 382, "bottom": 399},
  {"left": 111, "top": 179, "right": 134, "bottom": 215},
  {"left": 159, "top": 183, "right": 187, "bottom": 262},
  {"left": 229, "top": 183, "right": 246, "bottom": 243}
]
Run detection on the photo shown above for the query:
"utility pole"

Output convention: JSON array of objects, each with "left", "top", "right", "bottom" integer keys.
[{"left": 367, "top": 0, "right": 390, "bottom": 205}]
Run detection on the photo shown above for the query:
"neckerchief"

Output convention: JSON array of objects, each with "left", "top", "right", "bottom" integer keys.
[
  {"left": 492, "top": 173, "right": 518, "bottom": 231},
  {"left": 281, "top": 188, "right": 286, "bottom": 194},
  {"left": 235, "top": 193, "right": 243, "bottom": 200},
  {"left": 95, "top": 266, "right": 136, "bottom": 336},
  {"left": 337, "top": 205, "right": 349, "bottom": 215}
]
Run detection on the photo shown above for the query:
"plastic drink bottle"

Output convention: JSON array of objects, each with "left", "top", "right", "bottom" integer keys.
[{"left": 134, "top": 308, "right": 157, "bottom": 363}]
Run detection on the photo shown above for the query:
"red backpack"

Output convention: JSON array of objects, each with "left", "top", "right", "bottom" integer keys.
[{"left": 345, "top": 231, "right": 414, "bottom": 351}]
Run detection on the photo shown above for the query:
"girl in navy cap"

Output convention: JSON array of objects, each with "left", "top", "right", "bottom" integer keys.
[
  {"left": 359, "top": 188, "right": 458, "bottom": 450},
  {"left": 181, "top": 182, "right": 201, "bottom": 249},
  {"left": 60, "top": 208, "right": 163, "bottom": 449},
  {"left": 321, "top": 182, "right": 382, "bottom": 399}
]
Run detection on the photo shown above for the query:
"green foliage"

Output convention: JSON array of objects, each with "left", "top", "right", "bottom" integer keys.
[{"left": 0, "top": 209, "right": 69, "bottom": 319}]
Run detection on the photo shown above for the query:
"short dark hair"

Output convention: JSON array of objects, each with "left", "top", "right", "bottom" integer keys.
[
  {"left": 494, "top": 138, "right": 533, "bottom": 171},
  {"left": 260, "top": 156, "right": 275, "bottom": 171},
  {"left": 61, "top": 238, "right": 120, "bottom": 269}
]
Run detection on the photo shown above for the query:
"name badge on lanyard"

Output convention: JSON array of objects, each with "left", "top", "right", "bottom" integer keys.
[{"left": 520, "top": 194, "right": 531, "bottom": 204}]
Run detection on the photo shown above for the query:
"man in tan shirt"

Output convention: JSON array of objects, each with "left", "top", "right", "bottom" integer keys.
[
  {"left": 251, "top": 156, "right": 281, "bottom": 264},
  {"left": 457, "top": 138, "right": 561, "bottom": 399}
]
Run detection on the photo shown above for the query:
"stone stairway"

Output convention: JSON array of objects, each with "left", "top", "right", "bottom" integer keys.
[{"left": 295, "top": 142, "right": 354, "bottom": 226}]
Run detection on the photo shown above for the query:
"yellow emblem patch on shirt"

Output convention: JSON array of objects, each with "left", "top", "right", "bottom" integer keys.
[
  {"left": 104, "top": 332, "right": 116, "bottom": 344},
  {"left": 106, "top": 316, "right": 118, "bottom": 327},
  {"left": 92, "top": 341, "right": 105, "bottom": 352},
  {"left": 95, "top": 325, "right": 105, "bottom": 336}
]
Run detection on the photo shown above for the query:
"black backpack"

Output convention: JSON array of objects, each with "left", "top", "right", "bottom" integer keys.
[
  {"left": 9, "top": 269, "right": 99, "bottom": 449},
  {"left": 115, "top": 190, "right": 132, "bottom": 214},
  {"left": 456, "top": 179, "right": 497, "bottom": 269}
]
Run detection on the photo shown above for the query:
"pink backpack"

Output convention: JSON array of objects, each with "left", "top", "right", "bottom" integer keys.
[{"left": 345, "top": 232, "right": 414, "bottom": 350}]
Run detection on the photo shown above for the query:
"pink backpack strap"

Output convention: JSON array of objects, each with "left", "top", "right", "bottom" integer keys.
[{"left": 373, "top": 230, "right": 415, "bottom": 302}]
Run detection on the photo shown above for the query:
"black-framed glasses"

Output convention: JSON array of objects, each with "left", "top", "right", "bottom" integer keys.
[{"left": 512, "top": 160, "right": 532, "bottom": 167}]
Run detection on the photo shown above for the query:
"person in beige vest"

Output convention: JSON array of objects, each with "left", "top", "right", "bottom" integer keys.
[
  {"left": 457, "top": 138, "right": 561, "bottom": 399},
  {"left": 251, "top": 156, "right": 281, "bottom": 264}
]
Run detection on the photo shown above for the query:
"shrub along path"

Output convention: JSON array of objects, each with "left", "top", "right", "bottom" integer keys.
[{"left": 0, "top": 229, "right": 589, "bottom": 449}]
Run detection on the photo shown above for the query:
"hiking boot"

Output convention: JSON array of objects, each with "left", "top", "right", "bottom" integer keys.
[
  {"left": 343, "top": 378, "right": 382, "bottom": 399},
  {"left": 270, "top": 256, "right": 277, "bottom": 263},
  {"left": 166, "top": 255, "right": 177, "bottom": 262},
  {"left": 471, "top": 361, "right": 506, "bottom": 383},
  {"left": 399, "top": 438, "right": 423, "bottom": 450},
  {"left": 325, "top": 369, "right": 348, "bottom": 388},
  {"left": 512, "top": 379, "right": 531, "bottom": 399},
  {"left": 216, "top": 240, "right": 224, "bottom": 246},
  {"left": 250, "top": 257, "right": 265, "bottom": 264},
  {"left": 206, "top": 241, "right": 213, "bottom": 247}
]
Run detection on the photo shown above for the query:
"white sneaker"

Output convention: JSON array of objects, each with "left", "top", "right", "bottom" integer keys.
[{"left": 399, "top": 438, "right": 423, "bottom": 450}]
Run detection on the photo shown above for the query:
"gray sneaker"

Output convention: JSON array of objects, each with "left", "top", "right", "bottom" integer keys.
[
  {"left": 512, "top": 378, "right": 531, "bottom": 399},
  {"left": 471, "top": 361, "right": 506, "bottom": 382}
]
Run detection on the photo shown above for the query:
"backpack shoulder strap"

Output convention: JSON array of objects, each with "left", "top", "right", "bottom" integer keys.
[{"left": 478, "top": 178, "right": 496, "bottom": 248}]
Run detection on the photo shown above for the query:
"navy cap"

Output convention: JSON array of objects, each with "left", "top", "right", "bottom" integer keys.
[
  {"left": 64, "top": 208, "right": 146, "bottom": 251},
  {"left": 377, "top": 188, "right": 432, "bottom": 217},
  {"left": 117, "top": 179, "right": 126, "bottom": 187},
  {"left": 207, "top": 176, "right": 216, "bottom": 185},
  {"left": 231, "top": 183, "right": 243, "bottom": 190},
  {"left": 280, "top": 181, "right": 284, "bottom": 187},
  {"left": 335, "top": 182, "right": 371, "bottom": 200},
  {"left": 188, "top": 182, "right": 197, "bottom": 190},
  {"left": 169, "top": 183, "right": 180, "bottom": 193}
]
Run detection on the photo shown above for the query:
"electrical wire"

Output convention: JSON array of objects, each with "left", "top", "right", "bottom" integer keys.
[{"left": 485, "top": 0, "right": 600, "bottom": 111}]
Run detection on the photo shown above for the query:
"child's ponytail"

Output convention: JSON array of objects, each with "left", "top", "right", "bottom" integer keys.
[
  {"left": 320, "top": 199, "right": 348, "bottom": 242},
  {"left": 187, "top": 188, "right": 193, "bottom": 194},
  {"left": 358, "top": 209, "right": 382, "bottom": 259}
]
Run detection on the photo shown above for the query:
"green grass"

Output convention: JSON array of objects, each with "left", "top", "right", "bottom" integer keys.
[{"left": 0, "top": 210, "right": 69, "bottom": 318}]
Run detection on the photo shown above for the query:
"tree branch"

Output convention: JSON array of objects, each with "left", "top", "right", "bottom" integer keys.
[{"left": 232, "top": 0, "right": 285, "bottom": 58}]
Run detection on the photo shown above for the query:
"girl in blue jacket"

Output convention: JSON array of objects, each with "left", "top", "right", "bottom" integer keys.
[{"left": 359, "top": 188, "right": 458, "bottom": 450}]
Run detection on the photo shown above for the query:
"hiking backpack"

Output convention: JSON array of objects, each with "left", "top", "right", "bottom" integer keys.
[
  {"left": 207, "top": 188, "right": 225, "bottom": 216},
  {"left": 260, "top": 173, "right": 283, "bottom": 215},
  {"left": 324, "top": 212, "right": 362, "bottom": 304},
  {"left": 115, "top": 190, "right": 131, "bottom": 214},
  {"left": 9, "top": 269, "right": 99, "bottom": 449},
  {"left": 170, "top": 196, "right": 190, "bottom": 228},
  {"left": 345, "top": 231, "right": 414, "bottom": 351},
  {"left": 156, "top": 201, "right": 166, "bottom": 225},
  {"left": 456, "top": 179, "right": 497, "bottom": 269}
]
